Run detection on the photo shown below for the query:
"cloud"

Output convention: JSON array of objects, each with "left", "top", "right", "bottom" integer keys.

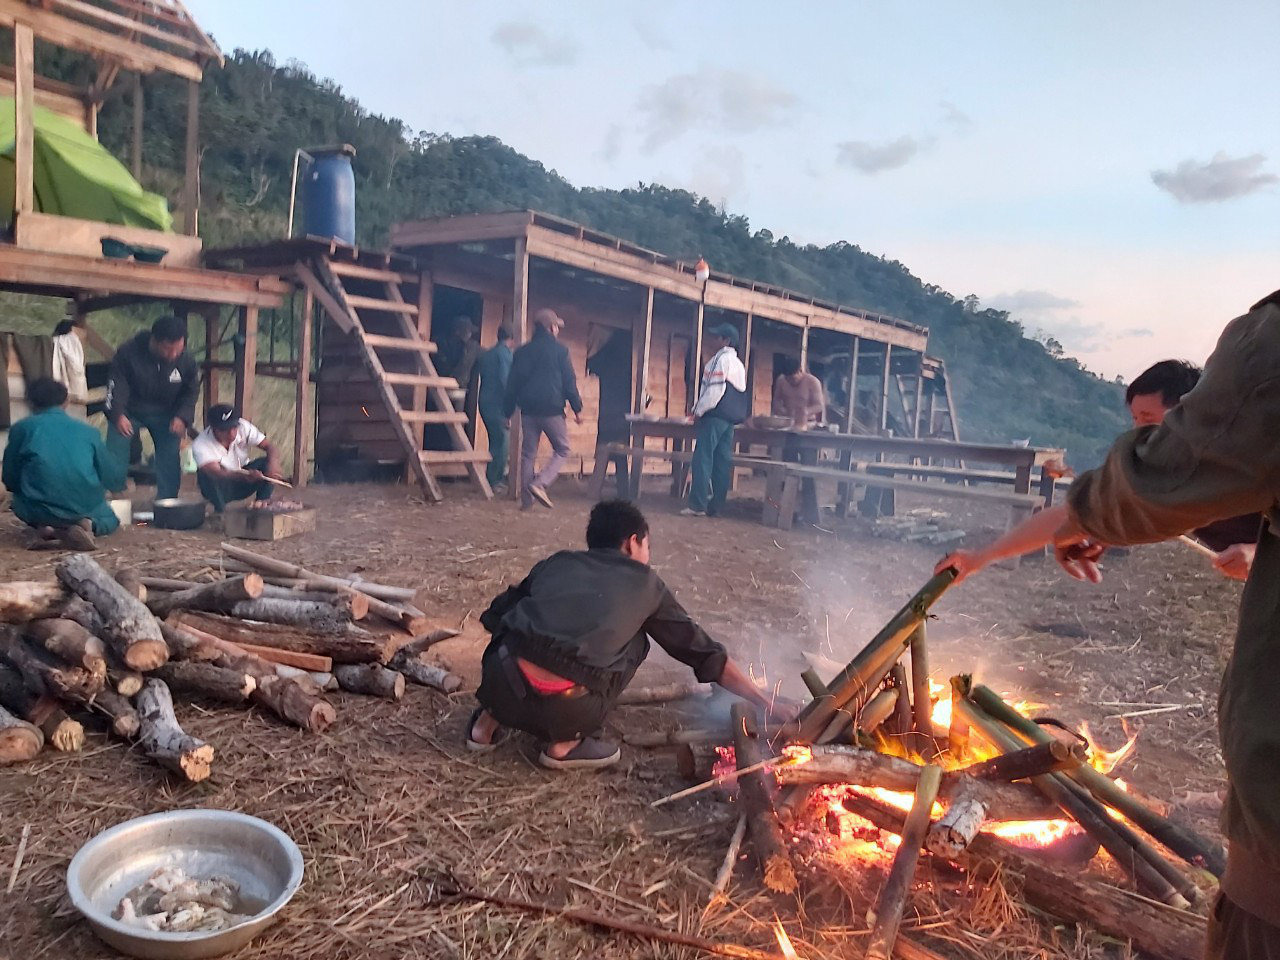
[
  {"left": 836, "top": 135, "right": 930, "bottom": 174},
  {"left": 632, "top": 18, "right": 670, "bottom": 51},
  {"left": 1120, "top": 327, "right": 1154, "bottom": 339},
  {"left": 491, "top": 21, "right": 579, "bottom": 67},
  {"left": 986, "top": 289, "right": 1082, "bottom": 313},
  {"left": 598, "top": 124, "right": 623, "bottom": 164},
  {"left": 1151, "top": 151, "right": 1277, "bottom": 203},
  {"left": 938, "top": 100, "right": 972, "bottom": 133},
  {"left": 638, "top": 69, "right": 798, "bottom": 152}
]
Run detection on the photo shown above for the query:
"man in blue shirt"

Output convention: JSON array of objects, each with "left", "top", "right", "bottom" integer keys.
[{"left": 475, "top": 326, "right": 513, "bottom": 492}]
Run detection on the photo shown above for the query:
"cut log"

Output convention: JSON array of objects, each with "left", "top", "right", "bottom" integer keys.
[
  {"left": 219, "top": 544, "right": 418, "bottom": 601},
  {"left": 259, "top": 584, "right": 369, "bottom": 620},
  {"left": 333, "top": 663, "right": 405, "bottom": 701},
  {"left": 228, "top": 597, "right": 349, "bottom": 633},
  {"left": 730, "top": 702, "right": 797, "bottom": 895},
  {"left": 925, "top": 779, "right": 988, "bottom": 859},
  {"left": 839, "top": 791, "right": 1205, "bottom": 960},
  {"left": 55, "top": 555, "right": 168, "bottom": 671},
  {"left": 387, "top": 629, "right": 460, "bottom": 665},
  {"left": 956, "top": 740, "right": 1087, "bottom": 782},
  {"left": 113, "top": 569, "right": 147, "bottom": 603},
  {"left": 0, "top": 581, "right": 68, "bottom": 623},
  {"left": 146, "top": 574, "right": 265, "bottom": 618},
  {"left": 0, "top": 662, "right": 82, "bottom": 751},
  {"left": 0, "top": 703, "right": 43, "bottom": 764},
  {"left": 616, "top": 682, "right": 712, "bottom": 706},
  {"left": 169, "top": 611, "right": 385, "bottom": 664},
  {"left": 228, "top": 642, "right": 332, "bottom": 672},
  {"left": 0, "top": 632, "right": 104, "bottom": 702},
  {"left": 90, "top": 688, "right": 141, "bottom": 738},
  {"left": 271, "top": 663, "right": 335, "bottom": 695},
  {"left": 135, "top": 679, "right": 213, "bottom": 781},
  {"left": 103, "top": 647, "right": 144, "bottom": 697},
  {"left": 394, "top": 658, "right": 463, "bottom": 693},
  {"left": 151, "top": 661, "right": 256, "bottom": 704},
  {"left": 866, "top": 764, "right": 942, "bottom": 960},
  {"left": 162, "top": 624, "right": 336, "bottom": 733},
  {"left": 58, "top": 595, "right": 105, "bottom": 636},
  {"left": 24, "top": 619, "right": 107, "bottom": 683}
]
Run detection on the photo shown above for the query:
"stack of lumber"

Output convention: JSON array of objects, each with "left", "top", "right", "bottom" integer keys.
[{"left": 0, "top": 552, "right": 462, "bottom": 783}]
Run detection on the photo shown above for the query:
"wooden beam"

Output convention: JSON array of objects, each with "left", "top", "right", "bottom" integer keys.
[
  {"left": 0, "top": 64, "right": 88, "bottom": 126},
  {"left": 0, "top": 1, "right": 204, "bottom": 81},
  {"left": 509, "top": 236, "right": 530, "bottom": 500},
  {"left": 389, "top": 211, "right": 534, "bottom": 248},
  {"left": 845, "top": 335, "right": 861, "bottom": 434},
  {"left": 51, "top": 0, "right": 209, "bottom": 58},
  {"left": 880, "top": 344, "right": 892, "bottom": 433},
  {"left": 182, "top": 78, "right": 199, "bottom": 236},
  {"left": 12, "top": 24, "right": 35, "bottom": 216},
  {"left": 201, "top": 303, "right": 219, "bottom": 415},
  {"left": 742, "top": 312, "right": 754, "bottom": 370},
  {"left": 632, "top": 286, "right": 654, "bottom": 415},
  {"left": 294, "top": 263, "right": 354, "bottom": 334},
  {"left": 234, "top": 305, "right": 257, "bottom": 418},
  {"left": 913, "top": 352, "right": 926, "bottom": 438},
  {"left": 800, "top": 321, "right": 810, "bottom": 370},
  {"left": 130, "top": 71, "right": 143, "bottom": 180},
  {"left": 293, "top": 288, "right": 314, "bottom": 488}
]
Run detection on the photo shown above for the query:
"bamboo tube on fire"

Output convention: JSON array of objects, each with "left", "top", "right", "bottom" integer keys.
[{"left": 866, "top": 763, "right": 942, "bottom": 960}]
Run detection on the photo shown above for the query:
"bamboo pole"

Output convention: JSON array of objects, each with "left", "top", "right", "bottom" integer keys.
[
  {"left": 968, "top": 683, "right": 1226, "bottom": 878},
  {"left": 909, "top": 622, "right": 933, "bottom": 738},
  {"left": 865, "top": 764, "right": 942, "bottom": 960}
]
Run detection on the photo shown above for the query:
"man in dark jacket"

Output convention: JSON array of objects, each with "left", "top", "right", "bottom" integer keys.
[
  {"left": 105, "top": 316, "right": 197, "bottom": 500},
  {"left": 503, "top": 308, "right": 583, "bottom": 509},
  {"left": 467, "top": 499, "right": 796, "bottom": 770},
  {"left": 1049, "top": 290, "right": 1280, "bottom": 957},
  {"left": 476, "top": 326, "right": 514, "bottom": 492}
]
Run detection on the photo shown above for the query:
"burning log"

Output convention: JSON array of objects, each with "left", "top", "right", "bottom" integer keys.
[
  {"left": 956, "top": 739, "right": 1086, "bottom": 781},
  {"left": 146, "top": 575, "right": 265, "bottom": 619},
  {"left": 151, "top": 661, "right": 257, "bottom": 704},
  {"left": 0, "top": 703, "right": 43, "bottom": 763},
  {"left": 616, "top": 681, "right": 712, "bottom": 705},
  {"left": 730, "top": 702, "right": 797, "bottom": 895},
  {"left": 135, "top": 679, "right": 213, "bottom": 782},
  {"left": 89, "top": 688, "right": 141, "bottom": 738},
  {"left": 886, "top": 663, "right": 913, "bottom": 737},
  {"left": 24, "top": 619, "right": 107, "bottom": 683},
  {"left": 969, "top": 683, "right": 1226, "bottom": 878},
  {"left": 55, "top": 555, "right": 168, "bottom": 671},
  {"left": 169, "top": 611, "right": 386, "bottom": 664},
  {"left": 948, "top": 680, "right": 970, "bottom": 758},
  {"left": 333, "top": 663, "right": 405, "bottom": 701},
  {"left": 0, "top": 631, "right": 104, "bottom": 702},
  {"left": 866, "top": 764, "right": 942, "bottom": 960},
  {"left": 925, "top": 778, "right": 987, "bottom": 859},
  {"left": 955, "top": 693, "right": 1191, "bottom": 907},
  {"left": 0, "top": 581, "right": 67, "bottom": 623},
  {"left": 840, "top": 791, "right": 1205, "bottom": 960},
  {"left": 163, "top": 624, "right": 336, "bottom": 733}
]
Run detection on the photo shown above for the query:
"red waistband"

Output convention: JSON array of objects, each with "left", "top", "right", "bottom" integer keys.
[{"left": 517, "top": 657, "right": 578, "bottom": 694}]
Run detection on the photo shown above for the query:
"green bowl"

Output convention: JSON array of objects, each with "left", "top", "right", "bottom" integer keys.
[
  {"left": 131, "top": 244, "right": 167, "bottom": 264},
  {"left": 101, "top": 237, "right": 132, "bottom": 259}
]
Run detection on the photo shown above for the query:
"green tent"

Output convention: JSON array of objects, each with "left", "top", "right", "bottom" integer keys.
[{"left": 0, "top": 98, "right": 172, "bottom": 231}]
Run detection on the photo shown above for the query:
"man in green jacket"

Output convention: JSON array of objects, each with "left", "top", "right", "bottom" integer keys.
[
  {"left": 2, "top": 377, "right": 125, "bottom": 551},
  {"left": 1053, "top": 290, "right": 1280, "bottom": 956}
]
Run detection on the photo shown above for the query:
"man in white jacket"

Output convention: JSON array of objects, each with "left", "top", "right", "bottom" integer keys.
[{"left": 682, "top": 324, "right": 748, "bottom": 517}]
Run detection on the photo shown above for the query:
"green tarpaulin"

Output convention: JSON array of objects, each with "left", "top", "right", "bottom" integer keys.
[{"left": 0, "top": 98, "right": 172, "bottom": 231}]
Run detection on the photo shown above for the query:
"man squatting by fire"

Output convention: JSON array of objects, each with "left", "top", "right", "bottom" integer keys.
[
  {"left": 943, "top": 290, "right": 1280, "bottom": 956},
  {"left": 466, "top": 499, "right": 796, "bottom": 770}
]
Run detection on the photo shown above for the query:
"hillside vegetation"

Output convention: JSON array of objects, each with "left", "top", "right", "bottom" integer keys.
[{"left": 56, "top": 48, "right": 1128, "bottom": 465}]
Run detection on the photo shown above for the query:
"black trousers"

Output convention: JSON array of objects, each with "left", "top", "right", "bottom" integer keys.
[
  {"left": 476, "top": 641, "right": 629, "bottom": 743},
  {"left": 1206, "top": 895, "right": 1280, "bottom": 959},
  {"left": 197, "top": 457, "right": 273, "bottom": 513}
]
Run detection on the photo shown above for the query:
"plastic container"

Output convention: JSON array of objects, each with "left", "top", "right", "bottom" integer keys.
[{"left": 303, "top": 145, "right": 356, "bottom": 244}]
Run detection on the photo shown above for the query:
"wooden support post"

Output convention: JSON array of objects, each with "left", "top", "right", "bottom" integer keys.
[
  {"left": 845, "top": 335, "right": 861, "bottom": 434},
  {"left": 879, "top": 343, "right": 893, "bottom": 433},
  {"left": 799, "top": 322, "right": 810, "bottom": 370},
  {"left": 406, "top": 269, "right": 435, "bottom": 458},
  {"left": 741, "top": 312, "right": 754, "bottom": 371},
  {"left": 182, "top": 78, "right": 199, "bottom": 236},
  {"left": 200, "top": 304, "right": 220, "bottom": 416},
  {"left": 293, "top": 287, "right": 314, "bottom": 487},
  {"left": 913, "top": 352, "right": 926, "bottom": 438},
  {"left": 632, "top": 286, "right": 654, "bottom": 415},
  {"left": 509, "top": 237, "right": 530, "bottom": 499},
  {"left": 13, "top": 24, "right": 35, "bottom": 216},
  {"left": 690, "top": 297, "right": 705, "bottom": 406},
  {"left": 940, "top": 363, "right": 961, "bottom": 441},
  {"left": 234, "top": 305, "right": 258, "bottom": 418},
  {"left": 131, "top": 72, "right": 144, "bottom": 180}
]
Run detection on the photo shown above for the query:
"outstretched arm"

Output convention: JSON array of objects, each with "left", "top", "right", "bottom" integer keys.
[{"left": 936, "top": 504, "right": 1068, "bottom": 582}]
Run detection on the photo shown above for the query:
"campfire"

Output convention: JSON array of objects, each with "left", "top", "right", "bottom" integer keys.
[{"left": 659, "top": 570, "right": 1219, "bottom": 960}]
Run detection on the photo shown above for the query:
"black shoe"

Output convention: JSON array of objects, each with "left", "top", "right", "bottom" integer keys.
[{"left": 539, "top": 737, "right": 621, "bottom": 771}]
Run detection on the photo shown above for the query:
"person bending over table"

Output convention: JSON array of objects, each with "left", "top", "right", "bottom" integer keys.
[{"left": 191, "top": 404, "right": 283, "bottom": 513}]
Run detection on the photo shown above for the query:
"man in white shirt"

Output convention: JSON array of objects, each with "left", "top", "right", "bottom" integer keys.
[
  {"left": 191, "top": 404, "right": 282, "bottom": 512},
  {"left": 681, "top": 324, "right": 748, "bottom": 518}
]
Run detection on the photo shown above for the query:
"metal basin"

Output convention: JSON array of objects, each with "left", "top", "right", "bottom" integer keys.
[{"left": 67, "top": 810, "right": 303, "bottom": 959}]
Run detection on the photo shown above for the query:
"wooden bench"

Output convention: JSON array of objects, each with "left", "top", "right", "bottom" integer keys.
[
  {"left": 766, "top": 463, "right": 1044, "bottom": 530},
  {"left": 588, "top": 443, "right": 783, "bottom": 501},
  {"left": 862, "top": 461, "right": 1063, "bottom": 505}
]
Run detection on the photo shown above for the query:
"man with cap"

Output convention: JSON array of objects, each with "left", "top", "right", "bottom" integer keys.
[
  {"left": 504, "top": 308, "right": 583, "bottom": 509},
  {"left": 105, "top": 316, "right": 198, "bottom": 499},
  {"left": 682, "top": 323, "right": 749, "bottom": 517},
  {"left": 190, "top": 404, "right": 283, "bottom": 513}
]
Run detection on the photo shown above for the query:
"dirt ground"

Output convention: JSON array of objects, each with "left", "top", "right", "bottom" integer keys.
[{"left": 0, "top": 472, "right": 1238, "bottom": 959}]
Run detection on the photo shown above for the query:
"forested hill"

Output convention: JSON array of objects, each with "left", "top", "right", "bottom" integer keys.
[{"left": 90, "top": 49, "right": 1127, "bottom": 465}]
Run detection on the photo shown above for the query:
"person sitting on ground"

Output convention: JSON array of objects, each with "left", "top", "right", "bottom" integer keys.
[
  {"left": 2, "top": 377, "right": 124, "bottom": 551},
  {"left": 467, "top": 499, "right": 796, "bottom": 770},
  {"left": 191, "top": 404, "right": 283, "bottom": 513},
  {"left": 772, "top": 355, "right": 825, "bottom": 430},
  {"left": 938, "top": 358, "right": 1263, "bottom": 582}
]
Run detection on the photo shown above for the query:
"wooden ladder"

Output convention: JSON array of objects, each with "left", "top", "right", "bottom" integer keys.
[{"left": 300, "top": 257, "right": 492, "bottom": 502}]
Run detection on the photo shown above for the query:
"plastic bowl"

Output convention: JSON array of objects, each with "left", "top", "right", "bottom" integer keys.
[
  {"left": 152, "top": 498, "right": 207, "bottom": 530},
  {"left": 101, "top": 237, "right": 133, "bottom": 260},
  {"left": 131, "top": 244, "right": 168, "bottom": 264},
  {"left": 66, "top": 809, "right": 304, "bottom": 959}
]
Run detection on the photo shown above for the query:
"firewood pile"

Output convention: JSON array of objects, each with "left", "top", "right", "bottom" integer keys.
[
  {"left": 650, "top": 570, "right": 1222, "bottom": 960},
  {"left": 0, "top": 545, "right": 461, "bottom": 782}
]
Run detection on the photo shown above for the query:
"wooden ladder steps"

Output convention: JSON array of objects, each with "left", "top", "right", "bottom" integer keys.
[
  {"left": 326, "top": 261, "right": 416, "bottom": 284},
  {"left": 399, "top": 411, "right": 469, "bottom": 424},
  {"left": 382, "top": 373, "right": 459, "bottom": 388},
  {"left": 363, "top": 334, "right": 437, "bottom": 352},
  {"left": 345, "top": 295, "right": 417, "bottom": 314},
  {"left": 420, "top": 449, "right": 490, "bottom": 464}
]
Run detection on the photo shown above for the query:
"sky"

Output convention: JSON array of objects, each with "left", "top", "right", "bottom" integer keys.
[{"left": 192, "top": 1, "right": 1278, "bottom": 380}]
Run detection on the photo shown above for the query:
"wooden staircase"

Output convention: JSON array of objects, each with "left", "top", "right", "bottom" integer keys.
[{"left": 296, "top": 257, "right": 492, "bottom": 502}]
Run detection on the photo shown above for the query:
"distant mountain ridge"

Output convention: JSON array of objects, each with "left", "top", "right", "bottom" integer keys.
[{"left": 76, "top": 48, "right": 1128, "bottom": 466}]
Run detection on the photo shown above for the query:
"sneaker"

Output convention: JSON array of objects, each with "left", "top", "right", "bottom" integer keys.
[
  {"left": 60, "top": 524, "right": 96, "bottom": 552},
  {"left": 679, "top": 507, "right": 706, "bottom": 517},
  {"left": 529, "top": 484, "right": 554, "bottom": 509},
  {"left": 539, "top": 737, "right": 621, "bottom": 771}
]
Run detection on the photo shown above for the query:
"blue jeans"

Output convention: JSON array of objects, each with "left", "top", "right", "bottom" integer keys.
[
  {"left": 688, "top": 417, "right": 735, "bottom": 515},
  {"left": 106, "top": 411, "right": 181, "bottom": 499},
  {"left": 480, "top": 404, "right": 508, "bottom": 488}
]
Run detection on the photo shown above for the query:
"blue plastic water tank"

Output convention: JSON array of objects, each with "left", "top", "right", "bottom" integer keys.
[{"left": 303, "top": 144, "right": 356, "bottom": 244}]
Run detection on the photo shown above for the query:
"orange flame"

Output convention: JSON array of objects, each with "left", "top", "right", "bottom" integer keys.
[{"left": 1080, "top": 722, "right": 1137, "bottom": 774}]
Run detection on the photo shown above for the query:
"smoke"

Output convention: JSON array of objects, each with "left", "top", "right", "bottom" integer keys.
[
  {"left": 490, "top": 21, "right": 580, "bottom": 67},
  {"left": 836, "top": 135, "right": 932, "bottom": 175},
  {"left": 637, "top": 68, "right": 799, "bottom": 152},
  {"left": 1151, "top": 151, "right": 1277, "bottom": 204}
]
